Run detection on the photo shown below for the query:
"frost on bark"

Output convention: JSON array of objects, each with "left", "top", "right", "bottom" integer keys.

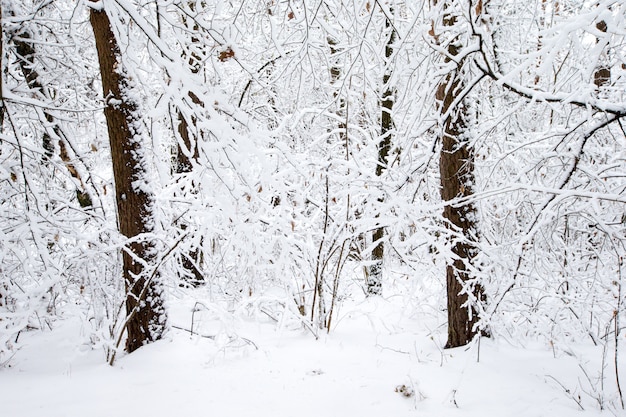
[
  {"left": 174, "top": 108, "right": 204, "bottom": 286},
  {"left": 434, "top": 1, "right": 485, "bottom": 349},
  {"left": 89, "top": 3, "right": 166, "bottom": 353},
  {"left": 175, "top": 1, "right": 202, "bottom": 176},
  {"left": 171, "top": 2, "right": 204, "bottom": 286},
  {"left": 368, "top": 13, "right": 396, "bottom": 297},
  {"left": 174, "top": 92, "right": 203, "bottom": 286}
]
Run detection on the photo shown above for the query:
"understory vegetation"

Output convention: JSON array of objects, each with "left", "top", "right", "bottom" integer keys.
[{"left": 1, "top": 0, "right": 624, "bottom": 412}]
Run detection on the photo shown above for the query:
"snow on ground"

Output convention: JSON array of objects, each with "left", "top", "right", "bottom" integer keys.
[{"left": 0, "top": 295, "right": 614, "bottom": 417}]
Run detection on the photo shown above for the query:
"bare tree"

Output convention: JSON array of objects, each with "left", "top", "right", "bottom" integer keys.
[
  {"left": 171, "top": 1, "right": 204, "bottom": 286},
  {"left": 88, "top": 1, "right": 166, "bottom": 353},
  {"left": 10, "top": 13, "right": 92, "bottom": 207},
  {"left": 433, "top": 0, "right": 485, "bottom": 348},
  {"left": 368, "top": 7, "right": 397, "bottom": 296}
]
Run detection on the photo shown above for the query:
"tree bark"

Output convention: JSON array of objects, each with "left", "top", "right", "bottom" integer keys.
[
  {"left": 174, "top": 110, "right": 204, "bottom": 286},
  {"left": 89, "top": 3, "right": 166, "bottom": 353},
  {"left": 438, "top": 83, "right": 482, "bottom": 347},
  {"left": 172, "top": 3, "right": 204, "bottom": 286},
  {"left": 368, "top": 12, "right": 396, "bottom": 296},
  {"left": 435, "top": 2, "right": 485, "bottom": 348},
  {"left": 10, "top": 14, "right": 92, "bottom": 207}
]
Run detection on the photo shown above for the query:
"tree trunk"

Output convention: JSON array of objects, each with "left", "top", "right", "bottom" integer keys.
[
  {"left": 11, "top": 16, "right": 92, "bottom": 207},
  {"left": 434, "top": 2, "right": 485, "bottom": 348},
  {"left": 174, "top": 110, "right": 204, "bottom": 286},
  {"left": 172, "top": 3, "right": 204, "bottom": 286},
  {"left": 438, "top": 84, "right": 482, "bottom": 347},
  {"left": 368, "top": 12, "right": 396, "bottom": 297},
  {"left": 89, "top": 3, "right": 166, "bottom": 353}
]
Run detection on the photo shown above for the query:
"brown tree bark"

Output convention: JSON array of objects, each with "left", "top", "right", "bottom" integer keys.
[
  {"left": 89, "top": 3, "right": 166, "bottom": 353},
  {"left": 368, "top": 12, "right": 396, "bottom": 296},
  {"left": 174, "top": 111, "right": 204, "bottom": 286},
  {"left": 434, "top": 1, "right": 485, "bottom": 348},
  {"left": 10, "top": 13, "right": 92, "bottom": 207},
  {"left": 174, "top": 3, "right": 203, "bottom": 174},
  {"left": 172, "top": 4, "right": 204, "bottom": 286}
]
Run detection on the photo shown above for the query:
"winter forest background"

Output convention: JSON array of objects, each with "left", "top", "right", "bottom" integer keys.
[{"left": 1, "top": 0, "right": 625, "bottom": 415}]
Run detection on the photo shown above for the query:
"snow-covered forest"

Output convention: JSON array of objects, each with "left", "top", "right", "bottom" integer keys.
[{"left": 1, "top": 0, "right": 625, "bottom": 415}]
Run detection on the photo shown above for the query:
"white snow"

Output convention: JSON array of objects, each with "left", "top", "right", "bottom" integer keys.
[{"left": 0, "top": 295, "right": 613, "bottom": 417}]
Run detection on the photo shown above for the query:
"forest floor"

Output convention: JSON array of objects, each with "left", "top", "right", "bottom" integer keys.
[{"left": 0, "top": 289, "right": 619, "bottom": 417}]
